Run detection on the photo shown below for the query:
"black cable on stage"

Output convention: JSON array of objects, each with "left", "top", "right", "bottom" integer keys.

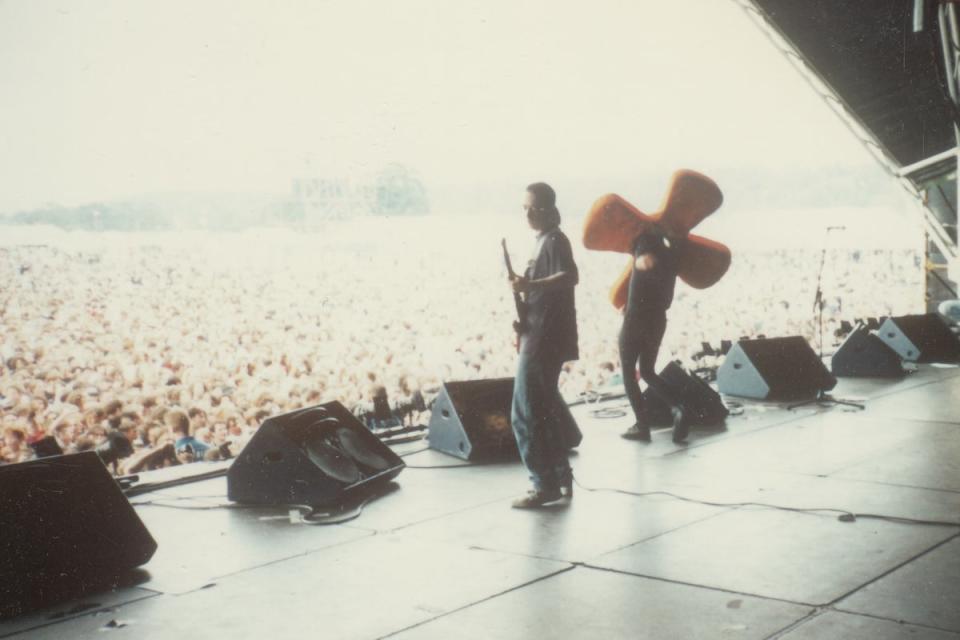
[
  {"left": 400, "top": 453, "right": 507, "bottom": 469},
  {"left": 129, "top": 497, "right": 371, "bottom": 525},
  {"left": 389, "top": 453, "right": 960, "bottom": 527},
  {"left": 123, "top": 467, "right": 229, "bottom": 497},
  {"left": 399, "top": 446, "right": 432, "bottom": 457},
  {"left": 299, "top": 499, "right": 370, "bottom": 525},
  {"left": 404, "top": 461, "right": 494, "bottom": 469},
  {"left": 128, "top": 465, "right": 959, "bottom": 527},
  {"left": 567, "top": 390, "right": 627, "bottom": 408},
  {"left": 129, "top": 500, "right": 256, "bottom": 511},
  {"left": 396, "top": 444, "right": 509, "bottom": 468},
  {"left": 571, "top": 478, "right": 960, "bottom": 528},
  {"left": 589, "top": 405, "right": 629, "bottom": 419}
]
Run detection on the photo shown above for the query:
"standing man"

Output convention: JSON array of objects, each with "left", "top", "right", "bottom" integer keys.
[
  {"left": 508, "top": 182, "right": 581, "bottom": 508},
  {"left": 619, "top": 226, "right": 689, "bottom": 443}
]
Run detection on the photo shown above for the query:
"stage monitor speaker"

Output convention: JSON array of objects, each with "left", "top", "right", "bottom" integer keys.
[
  {"left": 831, "top": 326, "right": 905, "bottom": 378},
  {"left": 427, "top": 378, "right": 583, "bottom": 460},
  {"left": 227, "top": 402, "right": 405, "bottom": 507},
  {"left": 427, "top": 378, "right": 517, "bottom": 460},
  {"left": 717, "top": 336, "right": 837, "bottom": 400},
  {"left": 0, "top": 451, "right": 157, "bottom": 618},
  {"left": 877, "top": 313, "right": 960, "bottom": 363},
  {"left": 642, "top": 361, "right": 729, "bottom": 426}
]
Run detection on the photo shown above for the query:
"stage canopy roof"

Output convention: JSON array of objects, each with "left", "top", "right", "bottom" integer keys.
[{"left": 751, "top": 0, "right": 957, "bottom": 170}]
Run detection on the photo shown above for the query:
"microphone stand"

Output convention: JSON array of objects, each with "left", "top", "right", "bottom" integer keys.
[{"left": 788, "top": 227, "right": 865, "bottom": 411}]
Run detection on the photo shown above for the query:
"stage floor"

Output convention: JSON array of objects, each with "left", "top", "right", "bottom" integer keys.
[{"left": 4, "top": 366, "right": 960, "bottom": 639}]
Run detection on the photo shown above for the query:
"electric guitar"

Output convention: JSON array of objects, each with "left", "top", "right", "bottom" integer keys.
[{"left": 501, "top": 238, "right": 527, "bottom": 352}]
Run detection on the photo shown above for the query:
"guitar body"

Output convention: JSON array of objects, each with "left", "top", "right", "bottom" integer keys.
[{"left": 583, "top": 169, "right": 731, "bottom": 310}]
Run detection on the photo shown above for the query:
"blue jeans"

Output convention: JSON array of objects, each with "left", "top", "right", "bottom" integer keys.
[{"left": 511, "top": 346, "right": 579, "bottom": 492}]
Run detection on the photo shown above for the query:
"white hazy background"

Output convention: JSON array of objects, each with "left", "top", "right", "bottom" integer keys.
[
  {"left": 0, "top": 0, "right": 928, "bottom": 409},
  {"left": 0, "top": 0, "right": 925, "bottom": 256},
  {"left": 0, "top": 7, "right": 909, "bottom": 186}
]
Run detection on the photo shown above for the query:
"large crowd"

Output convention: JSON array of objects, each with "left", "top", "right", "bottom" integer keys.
[{"left": 0, "top": 216, "right": 924, "bottom": 471}]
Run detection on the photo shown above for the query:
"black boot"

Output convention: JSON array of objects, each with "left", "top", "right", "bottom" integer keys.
[
  {"left": 671, "top": 405, "right": 689, "bottom": 443},
  {"left": 621, "top": 413, "right": 652, "bottom": 441}
]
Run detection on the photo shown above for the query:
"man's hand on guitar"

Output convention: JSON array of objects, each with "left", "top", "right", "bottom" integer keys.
[{"left": 511, "top": 275, "right": 532, "bottom": 294}]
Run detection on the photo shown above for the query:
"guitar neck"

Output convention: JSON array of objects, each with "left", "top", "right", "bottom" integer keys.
[
  {"left": 501, "top": 239, "right": 526, "bottom": 328},
  {"left": 501, "top": 239, "right": 518, "bottom": 279}
]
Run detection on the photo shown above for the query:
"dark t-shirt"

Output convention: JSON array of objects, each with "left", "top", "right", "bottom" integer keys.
[
  {"left": 522, "top": 227, "right": 579, "bottom": 361},
  {"left": 625, "top": 231, "right": 679, "bottom": 315}
]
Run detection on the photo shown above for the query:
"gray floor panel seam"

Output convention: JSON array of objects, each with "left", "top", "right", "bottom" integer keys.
[
  {"left": 826, "top": 605, "right": 960, "bottom": 636},
  {"left": 685, "top": 398, "right": 960, "bottom": 470},
  {"left": 384, "top": 493, "right": 521, "bottom": 535},
  {"left": 577, "top": 562, "right": 820, "bottom": 609},
  {"left": 761, "top": 607, "right": 828, "bottom": 640},
  {"left": 457, "top": 544, "right": 583, "bottom": 565},
  {"left": 810, "top": 411, "right": 960, "bottom": 428},
  {"left": 159, "top": 529, "right": 381, "bottom": 596},
  {"left": 820, "top": 530, "right": 960, "bottom": 609},
  {"left": 373, "top": 565, "right": 578, "bottom": 640},
  {"left": 865, "top": 371, "right": 960, "bottom": 402},
  {"left": 821, "top": 473, "right": 960, "bottom": 496},
  {"left": 660, "top": 410, "right": 824, "bottom": 457},
  {"left": 808, "top": 442, "right": 931, "bottom": 479},
  {"left": 0, "top": 591, "right": 163, "bottom": 639},
  {"left": 584, "top": 506, "right": 736, "bottom": 560},
  {"left": 704, "top": 462, "right": 957, "bottom": 494},
  {"left": 866, "top": 416, "right": 960, "bottom": 427}
]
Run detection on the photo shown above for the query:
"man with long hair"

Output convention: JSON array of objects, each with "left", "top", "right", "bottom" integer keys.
[{"left": 508, "top": 182, "right": 581, "bottom": 508}]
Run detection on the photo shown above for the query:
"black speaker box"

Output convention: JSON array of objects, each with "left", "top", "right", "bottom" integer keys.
[
  {"left": 427, "top": 378, "right": 517, "bottom": 460},
  {"left": 642, "top": 361, "right": 729, "bottom": 426},
  {"left": 227, "top": 402, "right": 405, "bottom": 507},
  {"left": 831, "top": 326, "right": 906, "bottom": 377},
  {"left": 717, "top": 336, "right": 837, "bottom": 400},
  {"left": 427, "top": 378, "right": 582, "bottom": 460},
  {"left": 0, "top": 451, "right": 157, "bottom": 618},
  {"left": 877, "top": 313, "right": 960, "bottom": 363}
]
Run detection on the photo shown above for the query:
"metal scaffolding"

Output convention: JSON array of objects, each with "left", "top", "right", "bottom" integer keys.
[{"left": 736, "top": 0, "right": 960, "bottom": 308}]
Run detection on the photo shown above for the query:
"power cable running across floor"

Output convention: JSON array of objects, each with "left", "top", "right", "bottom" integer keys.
[
  {"left": 571, "top": 477, "right": 960, "bottom": 528},
  {"left": 394, "top": 445, "right": 960, "bottom": 527}
]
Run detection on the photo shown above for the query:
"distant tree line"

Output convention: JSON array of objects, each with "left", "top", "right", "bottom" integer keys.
[{"left": 0, "top": 164, "right": 897, "bottom": 230}]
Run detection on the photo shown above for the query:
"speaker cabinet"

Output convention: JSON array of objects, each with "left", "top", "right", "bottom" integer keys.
[
  {"left": 831, "top": 326, "right": 905, "bottom": 377},
  {"left": 642, "top": 361, "right": 729, "bottom": 426},
  {"left": 427, "top": 378, "right": 582, "bottom": 460},
  {"left": 227, "top": 402, "right": 405, "bottom": 507},
  {"left": 0, "top": 451, "right": 157, "bottom": 618},
  {"left": 717, "top": 336, "right": 837, "bottom": 400},
  {"left": 877, "top": 313, "right": 960, "bottom": 363},
  {"left": 427, "top": 378, "right": 517, "bottom": 460}
]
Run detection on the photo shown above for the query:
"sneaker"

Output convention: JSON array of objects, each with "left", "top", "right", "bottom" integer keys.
[
  {"left": 621, "top": 423, "right": 652, "bottom": 441},
  {"left": 671, "top": 405, "right": 690, "bottom": 443},
  {"left": 511, "top": 488, "right": 563, "bottom": 509}
]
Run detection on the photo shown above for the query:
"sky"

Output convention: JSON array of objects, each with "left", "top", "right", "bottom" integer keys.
[{"left": 0, "top": 0, "right": 891, "bottom": 212}]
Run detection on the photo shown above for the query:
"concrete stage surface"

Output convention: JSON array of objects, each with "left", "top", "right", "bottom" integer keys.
[{"left": 3, "top": 366, "right": 959, "bottom": 639}]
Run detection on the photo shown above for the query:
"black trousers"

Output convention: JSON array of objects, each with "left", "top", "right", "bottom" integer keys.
[{"left": 619, "top": 309, "right": 678, "bottom": 424}]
